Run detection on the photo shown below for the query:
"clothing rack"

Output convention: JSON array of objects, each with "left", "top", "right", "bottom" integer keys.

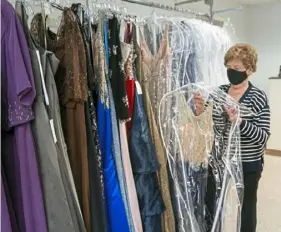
[
  {"left": 175, "top": 0, "right": 204, "bottom": 7},
  {"left": 44, "top": 0, "right": 223, "bottom": 27},
  {"left": 123, "top": 0, "right": 205, "bottom": 16},
  {"left": 175, "top": 0, "right": 214, "bottom": 24},
  {"left": 176, "top": 0, "right": 243, "bottom": 25},
  {"left": 123, "top": 0, "right": 224, "bottom": 27}
]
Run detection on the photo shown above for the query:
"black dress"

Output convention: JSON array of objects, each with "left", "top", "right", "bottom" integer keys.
[
  {"left": 71, "top": 4, "right": 108, "bottom": 232},
  {"left": 108, "top": 17, "right": 130, "bottom": 121}
]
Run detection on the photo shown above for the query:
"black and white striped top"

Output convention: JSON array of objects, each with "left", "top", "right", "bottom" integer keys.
[{"left": 213, "top": 82, "right": 271, "bottom": 172}]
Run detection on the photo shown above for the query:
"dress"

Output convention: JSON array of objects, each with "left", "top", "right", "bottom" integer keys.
[
  {"left": 140, "top": 26, "right": 176, "bottom": 232},
  {"left": 94, "top": 18, "right": 130, "bottom": 232},
  {"left": 107, "top": 18, "right": 137, "bottom": 232},
  {"left": 50, "top": 8, "right": 91, "bottom": 231},
  {"left": 45, "top": 52, "right": 87, "bottom": 232},
  {"left": 119, "top": 40, "right": 143, "bottom": 231},
  {"left": 29, "top": 12, "right": 87, "bottom": 232},
  {"left": 15, "top": 3, "right": 77, "bottom": 231},
  {"left": 86, "top": 91, "right": 108, "bottom": 232},
  {"left": 1, "top": 0, "right": 48, "bottom": 231},
  {"left": 93, "top": 19, "right": 128, "bottom": 231},
  {"left": 123, "top": 24, "right": 135, "bottom": 136},
  {"left": 1, "top": 173, "right": 14, "bottom": 232},
  {"left": 129, "top": 25, "right": 165, "bottom": 232},
  {"left": 126, "top": 77, "right": 135, "bottom": 135},
  {"left": 108, "top": 17, "right": 130, "bottom": 121},
  {"left": 175, "top": 96, "right": 213, "bottom": 232},
  {"left": 121, "top": 41, "right": 143, "bottom": 232},
  {"left": 70, "top": 5, "right": 108, "bottom": 232}
]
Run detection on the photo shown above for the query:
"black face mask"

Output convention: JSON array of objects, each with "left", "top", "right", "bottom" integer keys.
[{"left": 227, "top": 68, "right": 248, "bottom": 85}]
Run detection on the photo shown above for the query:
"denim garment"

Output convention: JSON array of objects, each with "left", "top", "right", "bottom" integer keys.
[{"left": 129, "top": 88, "right": 165, "bottom": 232}]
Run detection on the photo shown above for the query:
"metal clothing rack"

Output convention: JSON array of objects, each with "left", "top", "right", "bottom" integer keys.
[
  {"left": 44, "top": 0, "right": 224, "bottom": 27},
  {"left": 175, "top": 0, "right": 215, "bottom": 24},
  {"left": 123, "top": 0, "right": 205, "bottom": 16},
  {"left": 123, "top": 0, "right": 224, "bottom": 27},
  {"left": 175, "top": 0, "right": 204, "bottom": 7},
  {"left": 175, "top": 0, "right": 243, "bottom": 24}
]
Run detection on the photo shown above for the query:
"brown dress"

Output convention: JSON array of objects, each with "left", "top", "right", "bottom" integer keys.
[
  {"left": 48, "top": 9, "right": 91, "bottom": 232},
  {"left": 140, "top": 27, "right": 176, "bottom": 232}
]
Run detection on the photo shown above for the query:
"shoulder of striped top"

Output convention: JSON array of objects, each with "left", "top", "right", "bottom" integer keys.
[
  {"left": 245, "top": 85, "right": 270, "bottom": 117},
  {"left": 218, "top": 84, "right": 230, "bottom": 92},
  {"left": 249, "top": 85, "right": 269, "bottom": 106},
  {"left": 218, "top": 83, "right": 269, "bottom": 110}
]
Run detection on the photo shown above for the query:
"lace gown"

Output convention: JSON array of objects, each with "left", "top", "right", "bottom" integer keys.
[
  {"left": 176, "top": 96, "right": 214, "bottom": 232},
  {"left": 140, "top": 27, "right": 176, "bottom": 232},
  {"left": 128, "top": 24, "right": 165, "bottom": 232}
]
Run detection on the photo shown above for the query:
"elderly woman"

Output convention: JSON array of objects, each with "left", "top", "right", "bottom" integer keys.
[{"left": 194, "top": 43, "right": 271, "bottom": 232}]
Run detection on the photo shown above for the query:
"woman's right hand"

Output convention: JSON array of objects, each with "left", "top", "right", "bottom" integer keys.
[{"left": 193, "top": 92, "right": 205, "bottom": 115}]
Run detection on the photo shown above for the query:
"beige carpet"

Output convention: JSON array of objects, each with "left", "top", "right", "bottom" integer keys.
[{"left": 257, "top": 155, "right": 281, "bottom": 232}]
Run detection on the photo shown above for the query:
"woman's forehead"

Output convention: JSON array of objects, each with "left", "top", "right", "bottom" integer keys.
[{"left": 227, "top": 59, "right": 244, "bottom": 66}]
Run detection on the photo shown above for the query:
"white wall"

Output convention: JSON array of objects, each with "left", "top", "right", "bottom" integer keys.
[
  {"left": 238, "top": 1, "right": 281, "bottom": 151},
  {"left": 210, "top": 1, "right": 281, "bottom": 96},
  {"left": 243, "top": 1, "right": 281, "bottom": 95},
  {"left": 178, "top": 0, "right": 247, "bottom": 42}
]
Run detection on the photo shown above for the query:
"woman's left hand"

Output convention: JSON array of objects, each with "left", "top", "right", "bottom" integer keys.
[{"left": 224, "top": 106, "right": 242, "bottom": 124}]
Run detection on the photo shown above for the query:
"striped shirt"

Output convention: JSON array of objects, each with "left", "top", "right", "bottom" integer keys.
[{"left": 213, "top": 82, "right": 271, "bottom": 172}]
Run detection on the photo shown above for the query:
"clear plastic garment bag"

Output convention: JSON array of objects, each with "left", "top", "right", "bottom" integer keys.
[
  {"left": 158, "top": 84, "right": 255, "bottom": 232},
  {"left": 138, "top": 15, "right": 240, "bottom": 232},
  {"left": 139, "top": 16, "right": 231, "bottom": 87}
]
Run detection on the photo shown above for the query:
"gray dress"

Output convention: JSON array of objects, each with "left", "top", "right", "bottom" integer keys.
[
  {"left": 45, "top": 51, "right": 87, "bottom": 232},
  {"left": 15, "top": 2, "right": 86, "bottom": 232}
]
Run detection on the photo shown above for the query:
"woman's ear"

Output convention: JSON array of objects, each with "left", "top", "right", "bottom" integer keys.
[{"left": 246, "top": 69, "right": 253, "bottom": 77}]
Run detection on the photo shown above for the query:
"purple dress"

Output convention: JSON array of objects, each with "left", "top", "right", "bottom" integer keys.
[
  {"left": 1, "top": 0, "right": 48, "bottom": 231},
  {"left": 1, "top": 175, "right": 12, "bottom": 232}
]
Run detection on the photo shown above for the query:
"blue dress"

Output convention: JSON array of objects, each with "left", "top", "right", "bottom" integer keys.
[{"left": 96, "top": 19, "right": 130, "bottom": 232}]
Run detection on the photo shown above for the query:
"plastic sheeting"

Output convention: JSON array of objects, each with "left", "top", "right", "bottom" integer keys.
[
  {"left": 158, "top": 84, "right": 254, "bottom": 232},
  {"left": 137, "top": 15, "right": 250, "bottom": 231},
  {"left": 138, "top": 16, "right": 231, "bottom": 88}
]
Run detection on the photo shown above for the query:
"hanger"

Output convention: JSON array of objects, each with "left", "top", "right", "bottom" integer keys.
[
  {"left": 38, "top": 0, "right": 48, "bottom": 49},
  {"left": 15, "top": 0, "right": 34, "bottom": 16}
]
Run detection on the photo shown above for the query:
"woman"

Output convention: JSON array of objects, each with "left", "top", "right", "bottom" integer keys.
[{"left": 194, "top": 43, "right": 271, "bottom": 232}]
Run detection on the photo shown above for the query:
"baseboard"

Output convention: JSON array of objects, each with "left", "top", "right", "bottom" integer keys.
[{"left": 265, "top": 149, "right": 281, "bottom": 157}]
